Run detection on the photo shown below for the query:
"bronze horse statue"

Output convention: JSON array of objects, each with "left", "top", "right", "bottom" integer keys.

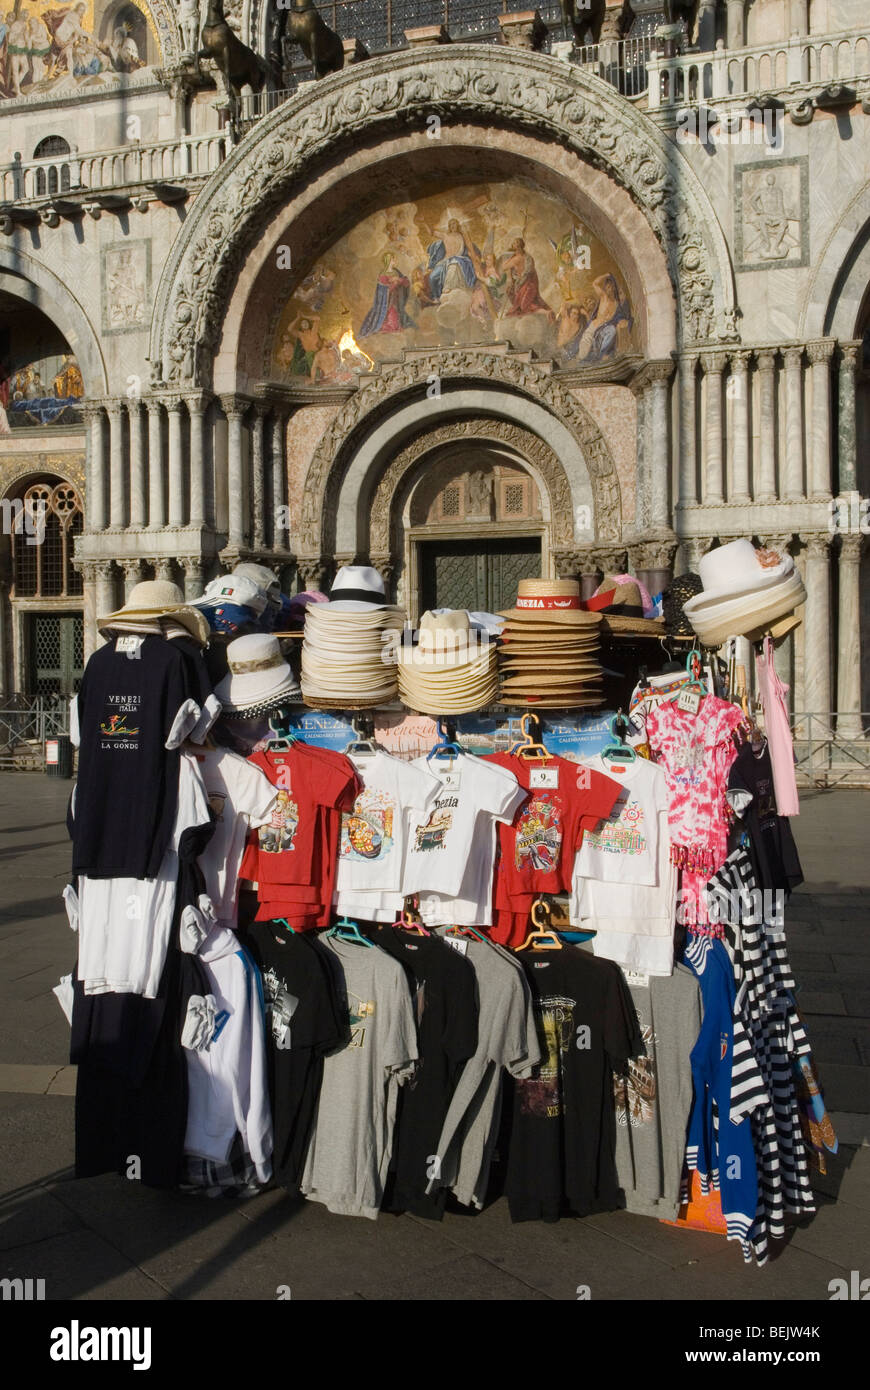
[
  {"left": 560, "top": 0, "right": 606, "bottom": 46},
  {"left": 199, "top": 0, "right": 267, "bottom": 100},
  {"left": 281, "top": 0, "right": 344, "bottom": 79}
]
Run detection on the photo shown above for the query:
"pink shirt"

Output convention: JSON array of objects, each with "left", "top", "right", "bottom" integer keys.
[{"left": 646, "top": 695, "right": 743, "bottom": 878}]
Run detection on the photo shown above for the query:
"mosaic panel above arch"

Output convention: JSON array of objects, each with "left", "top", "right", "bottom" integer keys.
[{"left": 266, "top": 181, "right": 638, "bottom": 386}]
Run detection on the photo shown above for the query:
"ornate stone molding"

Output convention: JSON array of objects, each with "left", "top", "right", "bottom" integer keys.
[
  {"left": 630, "top": 359, "right": 676, "bottom": 394},
  {"left": 630, "top": 539, "right": 678, "bottom": 572},
  {"left": 802, "top": 532, "right": 832, "bottom": 560},
  {"left": 150, "top": 46, "right": 738, "bottom": 384},
  {"left": 368, "top": 414, "right": 576, "bottom": 556},
  {"left": 0, "top": 454, "right": 86, "bottom": 496},
  {"left": 838, "top": 532, "right": 865, "bottom": 563},
  {"left": 806, "top": 338, "right": 836, "bottom": 366},
  {"left": 297, "top": 352, "right": 624, "bottom": 554},
  {"left": 590, "top": 546, "right": 628, "bottom": 573}
]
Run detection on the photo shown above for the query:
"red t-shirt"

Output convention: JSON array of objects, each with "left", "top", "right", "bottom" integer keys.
[
  {"left": 483, "top": 752, "right": 621, "bottom": 945},
  {"left": 247, "top": 744, "right": 359, "bottom": 888}
]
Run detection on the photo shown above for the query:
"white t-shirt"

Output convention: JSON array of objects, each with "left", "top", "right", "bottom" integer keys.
[
  {"left": 75, "top": 752, "right": 212, "bottom": 998},
  {"left": 404, "top": 753, "right": 524, "bottom": 898},
  {"left": 196, "top": 747, "right": 277, "bottom": 928},
  {"left": 570, "top": 807, "right": 677, "bottom": 976},
  {"left": 334, "top": 750, "right": 440, "bottom": 899},
  {"left": 574, "top": 754, "right": 668, "bottom": 887}
]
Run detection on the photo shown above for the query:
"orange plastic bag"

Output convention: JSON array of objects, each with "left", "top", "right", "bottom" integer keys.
[{"left": 661, "top": 1170, "right": 727, "bottom": 1235}]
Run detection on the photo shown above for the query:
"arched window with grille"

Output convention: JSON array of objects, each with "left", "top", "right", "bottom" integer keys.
[
  {"left": 11, "top": 481, "right": 84, "bottom": 598},
  {"left": 32, "top": 137, "right": 72, "bottom": 197}
]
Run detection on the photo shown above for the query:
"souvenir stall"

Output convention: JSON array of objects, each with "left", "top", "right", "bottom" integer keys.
[{"left": 58, "top": 541, "right": 836, "bottom": 1263}]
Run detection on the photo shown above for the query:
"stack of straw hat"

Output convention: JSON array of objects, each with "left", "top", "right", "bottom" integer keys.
[
  {"left": 398, "top": 611, "right": 499, "bottom": 715},
  {"left": 497, "top": 578, "right": 603, "bottom": 708},
  {"left": 301, "top": 565, "right": 404, "bottom": 708}
]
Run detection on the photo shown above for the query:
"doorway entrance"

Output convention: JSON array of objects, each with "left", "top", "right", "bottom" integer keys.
[
  {"left": 27, "top": 613, "right": 83, "bottom": 698},
  {"left": 419, "top": 537, "right": 541, "bottom": 614}
]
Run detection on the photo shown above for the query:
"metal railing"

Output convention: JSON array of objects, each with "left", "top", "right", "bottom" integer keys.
[
  {"left": 0, "top": 697, "right": 70, "bottom": 770},
  {"left": 790, "top": 711, "right": 870, "bottom": 788}
]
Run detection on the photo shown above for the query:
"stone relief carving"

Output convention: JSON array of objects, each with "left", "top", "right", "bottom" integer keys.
[
  {"left": 295, "top": 352, "right": 623, "bottom": 557},
  {"left": 152, "top": 47, "right": 737, "bottom": 385}
]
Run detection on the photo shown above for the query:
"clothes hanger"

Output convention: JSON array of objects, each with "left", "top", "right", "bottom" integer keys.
[
  {"left": 446, "top": 923, "right": 488, "bottom": 943},
  {"left": 344, "top": 714, "right": 382, "bottom": 761},
  {"left": 274, "top": 917, "right": 296, "bottom": 934},
  {"left": 508, "top": 711, "right": 552, "bottom": 762},
  {"left": 264, "top": 706, "right": 298, "bottom": 752},
  {"left": 515, "top": 897, "right": 563, "bottom": 952},
  {"left": 327, "top": 914, "right": 375, "bottom": 948},
  {"left": 392, "top": 896, "right": 431, "bottom": 937},
  {"left": 426, "top": 719, "right": 463, "bottom": 766},
  {"left": 599, "top": 710, "right": 636, "bottom": 763}
]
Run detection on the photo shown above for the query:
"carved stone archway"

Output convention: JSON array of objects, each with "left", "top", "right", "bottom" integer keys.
[
  {"left": 150, "top": 45, "right": 739, "bottom": 386},
  {"left": 298, "top": 351, "right": 624, "bottom": 558}
]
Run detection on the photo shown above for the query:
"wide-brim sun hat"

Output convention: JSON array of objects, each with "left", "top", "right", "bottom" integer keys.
[
  {"left": 693, "top": 539, "right": 794, "bottom": 603},
  {"left": 683, "top": 567, "right": 806, "bottom": 647},
  {"left": 99, "top": 579, "right": 210, "bottom": 646},
  {"left": 215, "top": 633, "right": 301, "bottom": 712}
]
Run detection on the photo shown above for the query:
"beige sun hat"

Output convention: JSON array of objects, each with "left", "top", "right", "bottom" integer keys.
[{"left": 98, "top": 579, "right": 210, "bottom": 645}]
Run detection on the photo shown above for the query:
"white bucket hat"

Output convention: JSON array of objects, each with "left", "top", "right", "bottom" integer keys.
[
  {"left": 215, "top": 633, "right": 301, "bottom": 713},
  {"left": 98, "top": 580, "right": 210, "bottom": 645}
]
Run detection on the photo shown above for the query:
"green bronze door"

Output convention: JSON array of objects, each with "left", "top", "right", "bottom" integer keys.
[{"left": 420, "top": 538, "right": 541, "bottom": 614}]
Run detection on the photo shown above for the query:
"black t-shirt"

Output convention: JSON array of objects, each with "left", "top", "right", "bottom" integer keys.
[
  {"left": 243, "top": 923, "right": 345, "bottom": 1192},
  {"left": 365, "top": 929, "right": 478, "bottom": 1219},
  {"left": 72, "top": 635, "right": 198, "bottom": 879},
  {"left": 728, "top": 742, "right": 803, "bottom": 897},
  {"left": 505, "top": 949, "right": 643, "bottom": 1222}
]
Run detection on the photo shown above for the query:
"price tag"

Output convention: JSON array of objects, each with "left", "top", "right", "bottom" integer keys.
[
  {"left": 530, "top": 766, "right": 559, "bottom": 789},
  {"left": 434, "top": 766, "right": 461, "bottom": 790},
  {"left": 116, "top": 635, "right": 144, "bottom": 658},
  {"left": 676, "top": 688, "right": 701, "bottom": 715},
  {"left": 625, "top": 970, "right": 650, "bottom": 988},
  {"left": 444, "top": 936, "right": 468, "bottom": 956}
]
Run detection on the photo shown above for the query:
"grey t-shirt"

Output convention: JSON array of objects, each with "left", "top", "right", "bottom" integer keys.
[
  {"left": 300, "top": 937, "right": 418, "bottom": 1220},
  {"left": 429, "top": 933, "right": 542, "bottom": 1209},
  {"left": 613, "top": 964, "right": 702, "bottom": 1220}
]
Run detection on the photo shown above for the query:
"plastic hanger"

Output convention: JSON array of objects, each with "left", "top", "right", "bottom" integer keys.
[
  {"left": 600, "top": 711, "right": 636, "bottom": 764},
  {"left": 327, "top": 915, "right": 375, "bottom": 948},
  {"left": 344, "top": 714, "right": 382, "bottom": 761},
  {"left": 426, "top": 719, "right": 463, "bottom": 764},
  {"left": 392, "top": 896, "right": 431, "bottom": 937},
  {"left": 515, "top": 898, "right": 563, "bottom": 951},
  {"left": 446, "top": 924, "right": 488, "bottom": 943},
  {"left": 508, "top": 711, "right": 552, "bottom": 762},
  {"left": 264, "top": 706, "right": 297, "bottom": 751},
  {"left": 273, "top": 917, "right": 296, "bottom": 935}
]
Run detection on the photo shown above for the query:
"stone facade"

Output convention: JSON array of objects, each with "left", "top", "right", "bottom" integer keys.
[{"left": 0, "top": 0, "right": 868, "bottom": 726}]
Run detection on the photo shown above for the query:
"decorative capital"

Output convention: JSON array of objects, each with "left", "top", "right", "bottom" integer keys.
[
  {"left": 763, "top": 533, "right": 794, "bottom": 555},
  {"left": 730, "top": 350, "right": 751, "bottom": 373},
  {"left": 783, "top": 345, "right": 804, "bottom": 368},
  {"left": 497, "top": 10, "right": 548, "bottom": 50},
  {"left": 630, "top": 538, "right": 678, "bottom": 573},
  {"left": 839, "top": 340, "right": 863, "bottom": 369},
  {"left": 179, "top": 555, "right": 205, "bottom": 576},
  {"left": 295, "top": 556, "right": 327, "bottom": 591},
  {"left": 590, "top": 546, "right": 628, "bottom": 574},
  {"left": 698, "top": 351, "right": 729, "bottom": 375},
  {"left": 221, "top": 395, "right": 252, "bottom": 420},
  {"left": 806, "top": 338, "right": 836, "bottom": 367},
  {"left": 154, "top": 558, "right": 178, "bottom": 581},
  {"left": 552, "top": 547, "right": 582, "bottom": 579},
  {"left": 755, "top": 349, "right": 777, "bottom": 372},
  {"left": 803, "top": 532, "right": 832, "bottom": 560},
  {"left": 120, "top": 558, "right": 145, "bottom": 579},
  {"left": 838, "top": 532, "right": 865, "bottom": 562},
  {"left": 684, "top": 537, "right": 712, "bottom": 568},
  {"left": 94, "top": 559, "right": 116, "bottom": 582},
  {"left": 631, "top": 359, "right": 675, "bottom": 393}
]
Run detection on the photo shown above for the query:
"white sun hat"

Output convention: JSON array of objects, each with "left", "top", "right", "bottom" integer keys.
[
  {"left": 323, "top": 565, "right": 393, "bottom": 612},
  {"left": 682, "top": 540, "right": 806, "bottom": 647},
  {"left": 215, "top": 633, "right": 301, "bottom": 713}
]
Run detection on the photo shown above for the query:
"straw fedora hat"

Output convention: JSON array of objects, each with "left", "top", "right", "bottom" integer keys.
[
  {"left": 582, "top": 576, "right": 665, "bottom": 635},
  {"left": 501, "top": 579, "right": 602, "bottom": 627},
  {"left": 98, "top": 579, "right": 210, "bottom": 645}
]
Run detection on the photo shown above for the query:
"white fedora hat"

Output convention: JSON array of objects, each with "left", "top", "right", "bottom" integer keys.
[
  {"left": 683, "top": 567, "right": 806, "bottom": 647},
  {"left": 324, "top": 564, "right": 392, "bottom": 612},
  {"left": 694, "top": 539, "right": 793, "bottom": 603},
  {"left": 215, "top": 633, "right": 301, "bottom": 712}
]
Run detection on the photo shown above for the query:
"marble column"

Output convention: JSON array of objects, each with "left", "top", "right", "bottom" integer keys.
[
  {"left": 187, "top": 394, "right": 208, "bottom": 529},
  {"left": 647, "top": 365, "right": 673, "bottom": 529},
  {"left": 806, "top": 339, "right": 835, "bottom": 501},
  {"left": 836, "top": 533, "right": 865, "bottom": 737},
  {"left": 180, "top": 556, "right": 206, "bottom": 600},
  {"left": 782, "top": 347, "right": 805, "bottom": 499},
  {"left": 251, "top": 406, "right": 267, "bottom": 552},
  {"left": 837, "top": 341, "right": 861, "bottom": 493},
  {"left": 107, "top": 402, "right": 125, "bottom": 529},
  {"left": 0, "top": 580, "right": 6, "bottom": 700},
  {"left": 146, "top": 400, "right": 166, "bottom": 529},
  {"left": 271, "top": 410, "right": 287, "bottom": 550},
  {"left": 802, "top": 533, "right": 832, "bottom": 718},
  {"left": 128, "top": 402, "right": 146, "bottom": 530},
  {"left": 700, "top": 352, "right": 726, "bottom": 505},
  {"left": 696, "top": 0, "right": 717, "bottom": 49},
  {"left": 728, "top": 350, "right": 751, "bottom": 506},
  {"left": 84, "top": 405, "right": 107, "bottom": 534},
  {"left": 575, "top": 546, "right": 600, "bottom": 600},
  {"left": 725, "top": 0, "right": 745, "bottom": 48},
  {"left": 678, "top": 355, "right": 698, "bottom": 507},
  {"left": 755, "top": 350, "right": 778, "bottom": 502},
  {"left": 94, "top": 560, "right": 116, "bottom": 647},
  {"left": 632, "top": 540, "right": 677, "bottom": 599},
  {"left": 788, "top": 0, "right": 809, "bottom": 36},
  {"left": 166, "top": 398, "right": 185, "bottom": 527},
  {"left": 223, "top": 399, "right": 248, "bottom": 551},
  {"left": 121, "top": 558, "right": 145, "bottom": 599},
  {"left": 79, "top": 562, "right": 98, "bottom": 662},
  {"left": 154, "top": 558, "right": 177, "bottom": 583},
  {"left": 632, "top": 379, "right": 648, "bottom": 530}
]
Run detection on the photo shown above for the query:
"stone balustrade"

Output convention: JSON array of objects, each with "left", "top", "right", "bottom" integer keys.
[{"left": 0, "top": 132, "right": 231, "bottom": 206}]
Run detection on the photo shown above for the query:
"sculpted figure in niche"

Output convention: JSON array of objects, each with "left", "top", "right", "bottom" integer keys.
[
  {"left": 467, "top": 470, "right": 493, "bottom": 518},
  {"left": 747, "top": 173, "right": 798, "bottom": 262}
]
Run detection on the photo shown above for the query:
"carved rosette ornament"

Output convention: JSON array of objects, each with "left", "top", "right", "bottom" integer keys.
[{"left": 151, "top": 47, "right": 737, "bottom": 384}]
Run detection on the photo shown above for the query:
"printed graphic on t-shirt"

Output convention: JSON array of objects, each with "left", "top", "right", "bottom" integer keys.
[
  {"left": 258, "top": 790, "right": 299, "bottom": 854},
  {"left": 413, "top": 795, "right": 457, "bottom": 852},
  {"left": 515, "top": 794, "right": 562, "bottom": 872},
  {"left": 347, "top": 990, "right": 375, "bottom": 1048},
  {"left": 614, "top": 1016, "right": 656, "bottom": 1126},
  {"left": 340, "top": 790, "right": 395, "bottom": 863},
  {"left": 207, "top": 793, "right": 226, "bottom": 822},
  {"left": 519, "top": 994, "right": 575, "bottom": 1118},
  {"left": 261, "top": 965, "right": 300, "bottom": 1050},
  {"left": 99, "top": 694, "right": 141, "bottom": 749},
  {"left": 584, "top": 794, "right": 646, "bottom": 857}
]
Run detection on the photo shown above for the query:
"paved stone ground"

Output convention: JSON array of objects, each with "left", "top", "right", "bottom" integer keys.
[{"left": 0, "top": 774, "right": 867, "bottom": 1302}]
